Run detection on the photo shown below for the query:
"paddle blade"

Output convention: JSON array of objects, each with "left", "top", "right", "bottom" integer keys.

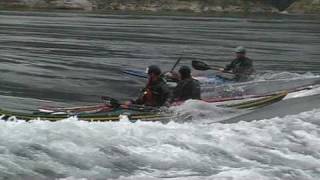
[
  {"left": 192, "top": 60, "right": 210, "bottom": 70},
  {"left": 101, "top": 96, "right": 121, "bottom": 108}
]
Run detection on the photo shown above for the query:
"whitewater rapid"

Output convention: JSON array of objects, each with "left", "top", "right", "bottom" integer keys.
[{"left": 0, "top": 107, "right": 319, "bottom": 179}]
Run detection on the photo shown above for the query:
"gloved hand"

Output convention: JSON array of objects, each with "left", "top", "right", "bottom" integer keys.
[
  {"left": 124, "top": 100, "right": 134, "bottom": 106},
  {"left": 164, "top": 71, "right": 179, "bottom": 82}
]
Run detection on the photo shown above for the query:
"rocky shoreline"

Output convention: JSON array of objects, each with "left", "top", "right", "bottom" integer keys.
[
  {"left": 0, "top": 0, "right": 319, "bottom": 14},
  {"left": 288, "top": 0, "right": 320, "bottom": 14}
]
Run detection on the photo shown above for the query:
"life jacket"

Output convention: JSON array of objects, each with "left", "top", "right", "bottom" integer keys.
[
  {"left": 173, "top": 78, "right": 201, "bottom": 101},
  {"left": 141, "top": 78, "right": 158, "bottom": 106},
  {"left": 142, "top": 87, "right": 157, "bottom": 106}
]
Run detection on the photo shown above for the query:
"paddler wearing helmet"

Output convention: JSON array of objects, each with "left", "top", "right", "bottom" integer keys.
[
  {"left": 131, "top": 65, "right": 170, "bottom": 107},
  {"left": 220, "top": 46, "right": 254, "bottom": 81},
  {"left": 172, "top": 65, "right": 201, "bottom": 102}
]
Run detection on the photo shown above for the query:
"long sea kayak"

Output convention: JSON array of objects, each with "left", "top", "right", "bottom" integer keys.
[{"left": 0, "top": 92, "right": 287, "bottom": 122}]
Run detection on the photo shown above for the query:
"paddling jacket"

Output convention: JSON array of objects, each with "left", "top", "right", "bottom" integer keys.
[
  {"left": 173, "top": 78, "right": 201, "bottom": 101},
  {"left": 224, "top": 57, "right": 254, "bottom": 81},
  {"left": 134, "top": 77, "right": 170, "bottom": 107}
]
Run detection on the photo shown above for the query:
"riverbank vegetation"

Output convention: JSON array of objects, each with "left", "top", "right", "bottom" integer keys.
[{"left": 0, "top": 0, "right": 319, "bottom": 14}]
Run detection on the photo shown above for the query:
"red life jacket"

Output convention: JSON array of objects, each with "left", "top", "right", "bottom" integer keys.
[{"left": 141, "top": 78, "right": 158, "bottom": 106}]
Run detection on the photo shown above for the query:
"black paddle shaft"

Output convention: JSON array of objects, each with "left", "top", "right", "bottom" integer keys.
[
  {"left": 170, "top": 57, "right": 182, "bottom": 72},
  {"left": 101, "top": 96, "right": 121, "bottom": 108},
  {"left": 191, "top": 60, "right": 234, "bottom": 75}
]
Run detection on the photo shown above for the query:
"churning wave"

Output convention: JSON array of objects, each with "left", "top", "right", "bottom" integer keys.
[{"left": 0, "top": 104, "right": 319, "bottom": 179}]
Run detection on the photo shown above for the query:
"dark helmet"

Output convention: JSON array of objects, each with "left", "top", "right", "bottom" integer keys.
[
  {"left": 147, "top": 65, "right": 161, "bottom": 75},
  {"left": 179, "top": 65, "right": 191, "bottom": 79}
]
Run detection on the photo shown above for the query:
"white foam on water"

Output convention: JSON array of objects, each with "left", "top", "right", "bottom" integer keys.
[
  {"left": 169, "top": 99, "right": 245, "bottom": 123},
  {"left": 200, "top": 72, "right": 320, "bottom": 100},
  {"left": 285, "top": 85, "right": 320, "bottom": 99},
  {"left": 0, "top": 107, "right": 319, "bottom": 179},
  {"left": 254, "top": 71, "right": 319, "bottom": 81}
]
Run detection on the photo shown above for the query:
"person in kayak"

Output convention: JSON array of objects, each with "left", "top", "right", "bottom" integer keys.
[
  {"left": 172, "top": 66, "right": 201, "bottom": 102},
  {"left": 220, "top": 46, "right": 254, "bottom": 81},
  {"left": 130, "top": 65, "right": 170, "bottom": 107}
]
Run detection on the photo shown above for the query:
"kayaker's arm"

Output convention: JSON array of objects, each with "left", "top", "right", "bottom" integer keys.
[{"left": 223, "top": 60, "right": 236, "bottom": 72}]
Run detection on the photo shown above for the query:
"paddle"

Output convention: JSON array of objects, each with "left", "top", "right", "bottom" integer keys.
[
  {"left": 192, "top": 60, "right": 224, "bottom": 71},
  {"left": 158, "top": 56, "right": 183, "bottom": 83},
  {"left": 101, "top": 96, "right": 121, "bottom": 108},
  {"left": 191, "top": 60, "right": 236, "bottom": 81},
  {"left": 170, "top": 56, "right": 182, "bottom": 72},
  {"left": 123, "top": 56, "right": 182, "bottom": 80},
  {"left": 101, "top": 96, "right": 159, "bottom": 112}
]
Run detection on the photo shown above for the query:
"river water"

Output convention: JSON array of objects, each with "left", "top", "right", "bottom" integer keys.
[{"left": 0, "top": 11, "right": 319, "bottom": 179}]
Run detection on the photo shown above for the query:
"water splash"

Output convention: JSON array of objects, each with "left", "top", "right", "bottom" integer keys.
[
  {"left": 0, "top": 109, "right": 319, "bottom": 179},
  {"left": 254, "top": 71, "right": 318, "bottom": 81}
]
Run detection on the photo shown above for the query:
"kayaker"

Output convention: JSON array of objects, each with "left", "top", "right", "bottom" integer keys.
[
  {"left": 172, "top": 66, "right": 201, "bottom": 102},
  {"left": 220, "top": 46, "right": 254, "bottom": 81},
  {"left": 130, "top": 65, "right": 170, "bottom": 107}
]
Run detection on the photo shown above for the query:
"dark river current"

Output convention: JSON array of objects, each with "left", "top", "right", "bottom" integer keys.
[{"left": 0, "top": 11, "right": 319, "bottom": 109}]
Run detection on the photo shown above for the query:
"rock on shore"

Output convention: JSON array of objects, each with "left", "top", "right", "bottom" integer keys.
[{"left": 287, "top": 0, "right": 320, "bottom": 14}]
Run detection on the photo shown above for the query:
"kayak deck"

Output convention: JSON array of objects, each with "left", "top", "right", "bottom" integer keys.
[{"left": 0, "top": 91, "right": 287, "bottom": 122}]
